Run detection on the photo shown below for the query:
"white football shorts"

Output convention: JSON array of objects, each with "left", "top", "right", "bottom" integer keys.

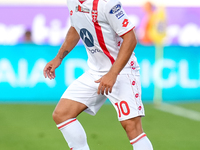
[{"left": 61, "top": 71, "right": 145, "bottom": 121}]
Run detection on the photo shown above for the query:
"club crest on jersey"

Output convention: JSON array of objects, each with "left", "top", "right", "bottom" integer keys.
[
  {"left": 76, "top": 5, "right": 90, "bottom": 13},
  {"left": 92, "top": 10, "right": 98, "bottom": 22},
  {"left": 109, "top": 4, "right": 121, "bottom": 14}
]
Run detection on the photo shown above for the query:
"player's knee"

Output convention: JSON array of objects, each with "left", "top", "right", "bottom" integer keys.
[
  {"left": 121, "top": 117, "right": 143, "bottom": 133},
  {"left": 52, "top": 108, "right": 75, "bottom": 124},
  {"left": 52, "top": 110, "right": 59, "bottom": 123},
  {"left": 52, "top": 110, "right": 66, "bottom": 124},
  {"left": 122, "top": 121, "right": 136, "bottom": 133}
]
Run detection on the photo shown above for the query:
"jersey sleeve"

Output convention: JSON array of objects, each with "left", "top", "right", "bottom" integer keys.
[
  {"left": 69, "top": 13, "right": 74, "bottom": 27},
  {"left": 104, "top": 0, "right": 135, "bottom": 36},
  {"left": 67, "top": 0, "right": 74, "bottom": 27}
]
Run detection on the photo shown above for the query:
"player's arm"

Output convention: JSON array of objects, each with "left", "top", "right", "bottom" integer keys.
[
  {"left": 43, "top": 26, "right": 80, "bottom": 79},
  {"left": 96, "top": 29, "right": 137, "bottom": 95},
  {"left": 110, "top": 30, "right": 137, "bottom": 75}
]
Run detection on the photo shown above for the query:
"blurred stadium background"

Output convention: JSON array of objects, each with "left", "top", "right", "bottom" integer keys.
[{"left": 0, "top": 0, "right": 200, "bottom": 150}]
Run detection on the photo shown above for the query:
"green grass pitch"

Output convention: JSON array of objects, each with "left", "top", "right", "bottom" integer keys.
[{"left": 0, "top": 103, "right": 200, "bottom": 150}]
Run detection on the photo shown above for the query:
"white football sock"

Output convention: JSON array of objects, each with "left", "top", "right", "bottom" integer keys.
[
  {"left": 57, "top": 118, "right": 90, "bottom": 150},
  {"left": 130, "top": 133, "right": 153, "bottom": 150}
]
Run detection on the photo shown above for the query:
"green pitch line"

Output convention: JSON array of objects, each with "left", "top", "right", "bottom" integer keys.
[{"left": 156, "top": 103, "right": 200, "bottom": 121}]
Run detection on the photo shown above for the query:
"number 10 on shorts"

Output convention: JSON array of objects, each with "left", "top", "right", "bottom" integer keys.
[{"left": 115, "top": 101, "right": 130, "bottom": 117}]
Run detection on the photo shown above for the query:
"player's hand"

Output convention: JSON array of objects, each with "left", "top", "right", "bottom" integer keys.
[
  {"left": 95, "top": 72, "right": 118, "bottom": 95},
  {"left": 43, "top": 57, "right": 62, "bottom": 80}
]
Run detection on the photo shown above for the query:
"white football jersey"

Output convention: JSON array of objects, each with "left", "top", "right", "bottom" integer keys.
[{"left": 67, "top": 0, "right": 140, "bottom": 75}]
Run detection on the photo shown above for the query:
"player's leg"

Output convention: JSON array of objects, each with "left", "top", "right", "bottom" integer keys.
[
  {"left": 53, "top": 98, "right": 87, "bottom": 124},
  {"left": 107, "top": 73, "right": 153, "bottom": 150},
  {"left": 120, "top": 116, "right": 143, "bottom": 140},
  {"left": 120, "top": 117, "right": 153, "bottom": 150},
  {"left": 53, "top": 98, "right": 90, "bottom": 150},
  {"left": 53, "top": 71, "right": 106, "bottom": 150}
]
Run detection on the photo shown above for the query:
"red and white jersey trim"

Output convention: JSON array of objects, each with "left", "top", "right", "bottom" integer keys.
[
  {"left": 92, "top": 0, "right": 115, "bottom": 64},
  {"left": 120, "top": 26, "right": 135, "bottom": 37}
]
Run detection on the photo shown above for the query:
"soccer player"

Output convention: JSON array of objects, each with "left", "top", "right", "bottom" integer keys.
[{"left": 43, "top": 0, "right": 153, "bottom": 150}]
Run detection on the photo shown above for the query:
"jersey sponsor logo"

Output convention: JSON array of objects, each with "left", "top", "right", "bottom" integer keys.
[
  {"left": 109, "top": 4, "right": 121, "bottom": 14},
  {"left": 88, "top": 48, "right": 103, "bottom": 54},
  {"left": 80, "top": 28, "right": 94, "bottom": 47},
  {"left": 76, "top": 5, "right": 90, "bottom": 13},
  {"left": 115, "top": 10, "right": 124, "bottom": 19},
  {"left": 122, "top": 19, "right": 129, "bottom": 27}
]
